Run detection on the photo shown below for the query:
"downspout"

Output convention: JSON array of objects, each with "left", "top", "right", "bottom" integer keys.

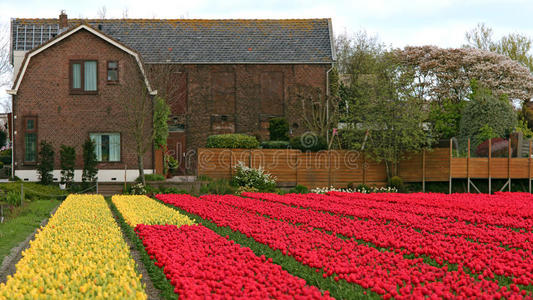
[
  {"left": 10, "top": 95, "right": 15, "bottom": 178},
  {"left": 326, "top": 64, "right": 334, "bottom": 147}
]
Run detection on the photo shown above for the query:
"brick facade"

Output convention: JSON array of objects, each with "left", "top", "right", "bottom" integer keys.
[
  {"left": 147, "top": 63, "right": 330, "bottom": 173},
  {"left": 14, "top": 29, "right": 153, "bottom": 173},
  {"left": 13, "top": 27, "right": 330, "bottom": 177}
]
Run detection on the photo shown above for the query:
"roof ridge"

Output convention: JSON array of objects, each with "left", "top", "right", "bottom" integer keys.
[{"left": 14, "top": 18, "right": 329, "bottom": 22}]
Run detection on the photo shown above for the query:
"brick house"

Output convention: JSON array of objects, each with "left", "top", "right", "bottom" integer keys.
[{"left": 8, "top": 13, "right": 335, "bottom": 181}]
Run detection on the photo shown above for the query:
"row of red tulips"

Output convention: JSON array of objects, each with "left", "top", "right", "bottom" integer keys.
[
  {"left": 156, "top": 194, "right": 527, "bottom": 299},
  {"left": 244, "top": 192, "right": 533, "bottom": 250},
  {"left": 135, "top": 224, "right": 332, "bottom": 299},
  {"left": 326, "top": 192, "right": 533, "bottom": 229},
  {"left": 329, "top": 191, "right": 533, "bottom": 218},
  {"left": 204, "top": 194, "right": 533, "bottom": 286}
]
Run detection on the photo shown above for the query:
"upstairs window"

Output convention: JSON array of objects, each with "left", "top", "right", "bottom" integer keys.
[
  {"left": 70, "top": 60, "right": 98, "bottom": 94},
  {"left": 107, "top": 61, "right": 119, "bottom": 83},
  {"left": 90, "top": 133, "right": 120, "bottom": 162}
]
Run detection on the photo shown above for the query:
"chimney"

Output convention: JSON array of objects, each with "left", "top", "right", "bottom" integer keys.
[{"left": 59, "top": 10, "right": 68, "bottom": 30}]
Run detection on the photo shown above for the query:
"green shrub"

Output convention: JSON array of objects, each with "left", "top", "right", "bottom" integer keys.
[
  {"left": 268, "top": 118, "right": 289, "bottom": 141},
  {"left": 459, "top": 84, "right": 516, "bottom": 148},
  {"left": 0, "top": 149, "right": 11, "bottom": 164},
  {"left": 231, "top": 161, "right": 276, "bottom": 192},
  {"left": 0, "top": 161, "right": 4, "bottom": 169},
  {"left": 37, "top": 141, "right": 54, "bottom": 185},
  {"left": 140, "top": 174, "right": 166, "bottom": 182},
  {"left": 389, "top": 176, "right": 404, "bottom": 190},
  {"left": 59, "top": 145, "right": 75, "bottom": 187},
  {"left": 0, "top": 182, "right": 67, "bottom": 200},
  {"left": 236, "top": 185, "right": 259, "bottom": 195},
  {"left": 206, "top": 134, "right": 259, "bottom": 149},
  {"left": 130, "top": 183, "right": 147, "bottom": 195},
  {"left": 290, "top": 134, "right": 327, "bottom": 152},
  {"left": 5, "top": 191, "right": 21, "bottom": 206},
  {"left": 199, "top": 178, "right": 236, "bottom": 195},
  {"left": 288, "top": 184, "right": 308, "bottom": 194},
  {"left": 82, "top": 139, "right": 98, "bottom": 189},
  {"left": 261, "top": 141, "right": 290, "bottom": 149}
]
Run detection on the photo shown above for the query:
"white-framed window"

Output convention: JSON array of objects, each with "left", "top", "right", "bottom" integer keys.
[{"left": 90, "top": 133, "right": 120, "bottom": 162}]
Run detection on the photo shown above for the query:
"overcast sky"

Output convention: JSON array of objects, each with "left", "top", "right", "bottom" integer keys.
[{"left": 1, "top": 0, "right": 533, "bottom": 109}]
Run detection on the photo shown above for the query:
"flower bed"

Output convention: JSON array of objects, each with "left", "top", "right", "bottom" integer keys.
[
  {"left": 135, "top": 224, "right": 332, "bottom": 299},
  {"left": 0, "top": 194, "right": 146, "bottom": 299},
  {"left": 204, "top": 194, "right": 533, "bottom": 286},
  {"left": 157, "top": 193, "right": 526, "bottom": 298},
  {"left": 112, "top": 195, "right": 195, "bottom": 227}
]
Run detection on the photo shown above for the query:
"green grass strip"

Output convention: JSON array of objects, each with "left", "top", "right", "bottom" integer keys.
[
  {"left": 106, "top": 198, "right": 178, "bottom": 300},
  {"left": 153, "top": 196, "right": 380, "bottom": 300},
  {"left": 0, "top": 199, "right": 60, "bottom": 262}
]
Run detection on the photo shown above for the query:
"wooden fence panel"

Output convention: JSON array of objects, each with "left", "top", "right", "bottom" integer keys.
[
  {"left": 296, "top": 152, "right": 331, "bottom": 188},
  {"left": 425, "top": 148, "right": 450, "bottom": 181},
  {"left": 331, "top": 151, "right": 364, "bottom": 187},
  {"left": 511, "top": 158, "right": 529, "bottom": 179},
  {"left": 451, "top": 158, "right": 467, "bottom": 178},
  {"left": 490, "top": 158, "right": 509, "bottom": 179},
  {"left": 469, "top": 158, "right": 489, "bottom": 178},
  {"left": 250, "top": 149, "right": 299, "bottom": 185},
  {"left": 398, "top": 153, "right": 423, "bottom": 182}
]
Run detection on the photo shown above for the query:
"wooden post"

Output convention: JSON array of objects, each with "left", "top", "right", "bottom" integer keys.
[
  {"left": 449, "top": 139, "right": 452, "bottom": 194},
  {"left": 467, "top": 139, "right": 470, "bottom": 193},
  {"left": 508, "top": 138, "right": 511, "bottom": 192},
  {"left": 422, "top": 149, "right": 426, "bottom": 193},
  {"left": 527, "top": 140, "right": 531, "bottom": 194},
  {"left": 488, "top": 139, "right": 491, "bottom": 194}
]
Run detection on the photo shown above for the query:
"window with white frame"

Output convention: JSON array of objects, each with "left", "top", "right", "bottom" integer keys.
[{"left": 90, "top": 133, "right": 120, "bottom": 162}]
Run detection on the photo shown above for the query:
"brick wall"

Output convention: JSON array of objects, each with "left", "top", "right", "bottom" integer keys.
[
  {"left": 147, "top": 63, "right": 330, "bottom": 155},
  {"left": 14, "top": 29, "right": 153, "bottom": 171}
]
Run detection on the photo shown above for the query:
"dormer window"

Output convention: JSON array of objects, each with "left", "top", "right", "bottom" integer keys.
[
  {"left": 107, "top": 61, "right": 118, "bottom": 83},
  {"left": 70, "top": 60, "right": 98, "bottom": 94}
]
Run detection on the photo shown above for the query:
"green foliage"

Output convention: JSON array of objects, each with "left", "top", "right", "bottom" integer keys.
[
  {"left": 389, "top": 176, "right": 404, "bottom": 189},
  {"left": 5, "top": 191, "right": 21, "bottom": 206},
  {"left": 59, "top": 145, "right": 75, "bottom": 187},
  {"left": 0, "top": 182, "right": 66, "bottom": 200},
  {"left": 82, "top": 139, "right": 98, "bottom": 188},
  {"left": 236, "top": 185, "right": 259, "bottom": 195},
  {"left": 0, "top": 149, "right": 11, "bottom": 165},
  {"left": 290, "top": 134, "right": 327, "bottom": 152},
  {"left": 288, "top": 184, "right": 309, "bottom": 194},
  {"left": 130, "top": 182, "right": 147, "bottom": 195},
  {"left": 268, "top": 118, "right": 289, "bottom": 141},
  {"left": 36, "top": 141, "right": 54, "bottom": 185},
  {"left": 206, "top": 134, "right": 259, "bottom": 149},
  {"left": 0, "top": 199, "right": 60, "bottom": 262},
  {"left": 260, "top": 140, "right": 290, "bottom": 149},
  {"left": 199, "top": 178, "right": 236, "bottom": 195},
  {"left": 231, "top": 161, "right": 276, "bottom": 192},
  {"left": 140, "top": 174, "right": 166, "bottom": 182},
  {"left": 428, "top": 99, "right": 465, "bottom": 139},
  {"left": 153, "top": 96, "right": 171, "bottom": 149},
  {"left": 459, "top": 85, "right": 516, "bottom": 147},
  {"left": 516, "top": 117, "right": 533, "bottom": 139},
  {"left": 0, "top": 130, "right": 6, "bottom": 148}
]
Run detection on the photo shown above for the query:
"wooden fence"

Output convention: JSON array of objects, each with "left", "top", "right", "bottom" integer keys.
[{"left": 197, "top": 139, "right": 533, "bottom": 193}]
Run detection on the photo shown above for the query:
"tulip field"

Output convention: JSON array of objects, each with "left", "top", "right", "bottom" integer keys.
[
  {"left": 156, "top": 192, "right": 533, "bottom": 299},
  {"left": 1, "top": 192, "right": 533, "bottom": 299}
]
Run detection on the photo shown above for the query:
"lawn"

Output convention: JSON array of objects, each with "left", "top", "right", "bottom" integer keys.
[{"left": 0, "top": 199, "right": 60, "bottom": 262}]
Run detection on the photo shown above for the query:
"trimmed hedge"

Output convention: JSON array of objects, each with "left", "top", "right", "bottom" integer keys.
[
  {"left": 206, "top": 134, "right": 259, "bottom": 149},
  {"left": 290, "top": 134, "right": 327, "bottom": 152},
  {"left": 261, "top": 141, "right": 290, "bottom": 149},
  {"left": 268, "top": 118, "right": 289, "bottom": 141}
]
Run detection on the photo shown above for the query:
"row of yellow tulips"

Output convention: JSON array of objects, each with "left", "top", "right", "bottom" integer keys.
[
  {"left": 112, "top": 195, "right": 195, "bottom": 227},
  {"left": 0, "top": 194, "right": 146, "bottom": 300}
]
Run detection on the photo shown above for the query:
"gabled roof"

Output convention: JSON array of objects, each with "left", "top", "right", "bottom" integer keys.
[
  {"left": 8, "top": 24, "right": 155, "bottom": 95},
  {"left": 11, "top": 18, "right": 335, "bottom": 64}
]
